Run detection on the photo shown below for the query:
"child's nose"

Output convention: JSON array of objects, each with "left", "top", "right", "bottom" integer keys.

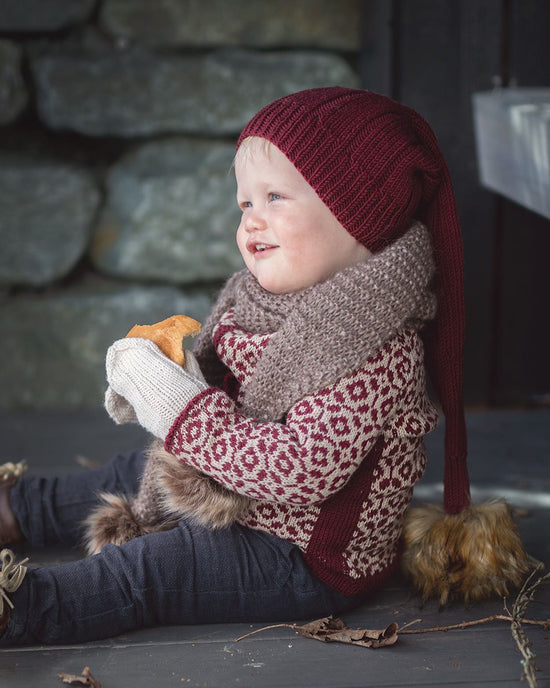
[{"left": 244, "top": 208, "right": 267, "bottom": 232}]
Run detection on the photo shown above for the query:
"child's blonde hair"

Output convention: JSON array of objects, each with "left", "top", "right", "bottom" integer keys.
[{"left": 233, "top": 135, "right": 274, "bottom": 169}]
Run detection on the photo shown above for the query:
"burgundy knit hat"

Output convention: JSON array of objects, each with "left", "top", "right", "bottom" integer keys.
[{"left": 238, "top": 86, "right": 469, "bottom": 516}]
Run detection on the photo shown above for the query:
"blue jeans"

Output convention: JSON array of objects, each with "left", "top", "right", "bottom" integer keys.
[{"left": 2, "top": 450, "right": 361, "bottom": 646}]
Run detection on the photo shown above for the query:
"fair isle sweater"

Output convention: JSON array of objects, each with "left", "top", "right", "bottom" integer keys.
[{"left": 165, "top": 307, "right": 438, "bottom": 597}]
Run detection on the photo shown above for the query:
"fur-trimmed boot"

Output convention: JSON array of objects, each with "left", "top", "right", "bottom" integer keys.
[
  {"left": 83, "top": 447, "right": 177, "bottom": 555},
  {"left": 0, "top": 462, "right": 27, "bottom": 548},
  {"left": 401, "top": 499, "right": 533, "bottom": 605},
  {"left": 83, "top": 440, "right": 250, "bottom": 554}
]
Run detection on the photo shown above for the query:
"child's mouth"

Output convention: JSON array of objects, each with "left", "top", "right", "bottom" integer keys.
[{"left": 247, "top": 241, "right": 277, "bottom": 256}]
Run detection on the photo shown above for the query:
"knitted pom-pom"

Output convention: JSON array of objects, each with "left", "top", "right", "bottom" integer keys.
[{"left": 401, "top": 500, "right": 532, "bottom": 605}]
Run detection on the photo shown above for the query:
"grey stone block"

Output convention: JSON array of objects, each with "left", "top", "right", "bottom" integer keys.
[
  {"left": 0, "top": 40, "right": 28, "bottom": 124},
  {"left": 0, "top": 0, "right": 95, "bottom": 32},
  {"left": 90, "top": 138, "right": 244, "bottom": 283},
  {"left": 31, "top": 47, "right": 359, "bottom": 137},
  {"left": 0, "top": 156, "right": 101, "bottom": 286},
  {"left": 0, "top": 284, "right": 213, "bottom": 409},
  {"left": 100, "top": 0, "right": 360, "bottom": 50}
]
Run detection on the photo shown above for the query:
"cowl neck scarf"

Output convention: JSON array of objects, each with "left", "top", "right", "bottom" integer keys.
[{"left": 195, "top": 222, "right": 436, "bottom": 422}]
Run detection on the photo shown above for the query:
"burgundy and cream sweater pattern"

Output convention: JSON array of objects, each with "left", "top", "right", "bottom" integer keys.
[{"left": 165, "top": 308, "right": 438, "bottom": 596}]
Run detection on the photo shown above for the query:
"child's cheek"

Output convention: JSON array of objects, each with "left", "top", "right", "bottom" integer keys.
[{"left": 236, "top": 224, "right": 248, "bottom": 261}]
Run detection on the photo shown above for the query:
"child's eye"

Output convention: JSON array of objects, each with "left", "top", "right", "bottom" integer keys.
[
  {"left": 268, "top": 193, "right": 281, "bottom": 202},
  {"left": 238, "top": 200, "right": 252, "bottom": 210}
]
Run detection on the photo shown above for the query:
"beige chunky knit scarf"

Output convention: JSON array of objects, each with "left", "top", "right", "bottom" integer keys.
[{"left": 195, "top": 221, "right": 436, "bottom": 422}]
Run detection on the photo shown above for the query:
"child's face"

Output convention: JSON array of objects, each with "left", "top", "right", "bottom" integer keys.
[{"left": 235, "top": 137, "right": 371, "bottom": 294}]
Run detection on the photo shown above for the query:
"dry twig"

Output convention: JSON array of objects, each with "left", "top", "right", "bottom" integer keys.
[
  {"left": 400, "top": 612, "right": 549, "bottom": 635},
  {"left": 509, "top": 564, "right": 550, "bottom": 688},
  {"left": 236, "top": 564, "right": 550, "bottom": 682}
]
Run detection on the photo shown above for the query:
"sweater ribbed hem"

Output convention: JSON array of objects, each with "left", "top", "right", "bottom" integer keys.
[{"left": 304, "top": 548, "right": 401, "bottom": 597}]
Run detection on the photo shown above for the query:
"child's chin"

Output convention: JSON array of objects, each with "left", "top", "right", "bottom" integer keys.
[
  {"left": 255, "top": 267, "right": 311, "bottom": 294},
  {"left": 257, "top": 276, "right": 294, "bottom": 294}
]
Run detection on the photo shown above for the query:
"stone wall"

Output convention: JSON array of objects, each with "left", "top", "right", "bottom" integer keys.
[{"left": 0, "top": 0, "right": 360, "bottom": 409}]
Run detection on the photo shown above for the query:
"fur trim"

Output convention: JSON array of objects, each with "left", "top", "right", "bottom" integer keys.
[
  {"left": 83, "top": 492, "right": 177, "bottom": 556},
  {"left": 401, "top": 500, "right": 532, "bottom": 604},
  {"left": 151, "top": 442, "right": 250, "bottom": 529},
  {"left": 82, "top": 438, "right": 250, "bottom": 554}
]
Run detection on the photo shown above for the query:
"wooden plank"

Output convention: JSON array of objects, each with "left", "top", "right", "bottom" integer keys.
[
  {"left": 2, "top": 407, "right": 149, "bottom": 473},
  {"left": 371, "top": 0, "right": 504, "bottom": 404},
  {"left": 497, "top": 203, "right": 550, "bottom": 404},
  {"left": 491, "top": 0, "right": 550, "bottom": 404},
  {"left": 1, "top": 628, "right": 548, "bottom": 688},
  {"left": 359, "top": 0, "right": 395, "bottom": 96},
  {"left": 2, "top": 593, "right": 548, "bottom": 688},
  {"left": 509, "top": 0, "right": 550, "bottom": 86},
  {"left": 1, "top": 409, "right": 549, "bottom": 687}
]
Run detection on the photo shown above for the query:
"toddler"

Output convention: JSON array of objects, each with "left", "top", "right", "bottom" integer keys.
[{"left": 0, "top": 87, "right": 529, "bottom": 646}]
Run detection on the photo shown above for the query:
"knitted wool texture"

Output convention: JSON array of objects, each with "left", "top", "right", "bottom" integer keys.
[
  {"left": 130, "top": 223, "right": 436, "bottom": 536},
  {"left": 91, "top": 223, "right": 435, "bottom": 547},
  {"left": 195, "top": 222, "right": 435, "bottom": 421},
  {"left": 237, "top": 86, "right": 469, "bottom": 515}
]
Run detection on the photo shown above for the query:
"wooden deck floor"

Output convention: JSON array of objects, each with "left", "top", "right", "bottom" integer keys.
[{"left": 0, "top": 408, "right": 549, "bottom": 687}]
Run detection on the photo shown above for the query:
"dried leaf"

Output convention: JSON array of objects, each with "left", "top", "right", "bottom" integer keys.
[
  {"left": 296, "top": 615, "right": 398, "bottom": 648},
  {"left": 58, "top": 666, "right": 102, "bottom": 688}
]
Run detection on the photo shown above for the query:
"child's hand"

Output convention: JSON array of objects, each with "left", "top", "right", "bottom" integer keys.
[{"left": 105, "top": 338, "right": 208, "bottom": 439}]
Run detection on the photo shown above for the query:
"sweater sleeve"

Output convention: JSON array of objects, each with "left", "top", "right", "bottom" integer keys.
[{"left": 165, "top": 332, "right": 429, "bottom": 506}]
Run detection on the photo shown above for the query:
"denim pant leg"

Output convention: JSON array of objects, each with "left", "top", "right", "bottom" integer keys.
[
  {"left": 2, "top": 520, "right": 361, "bottom": 646},
  {"left": 10, "top": 449, "right": 147, "bottom": 547}
]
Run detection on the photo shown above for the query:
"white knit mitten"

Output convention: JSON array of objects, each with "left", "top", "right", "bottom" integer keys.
[{"left": 105, "top": 339, "right": 208, "bottom": 439}]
